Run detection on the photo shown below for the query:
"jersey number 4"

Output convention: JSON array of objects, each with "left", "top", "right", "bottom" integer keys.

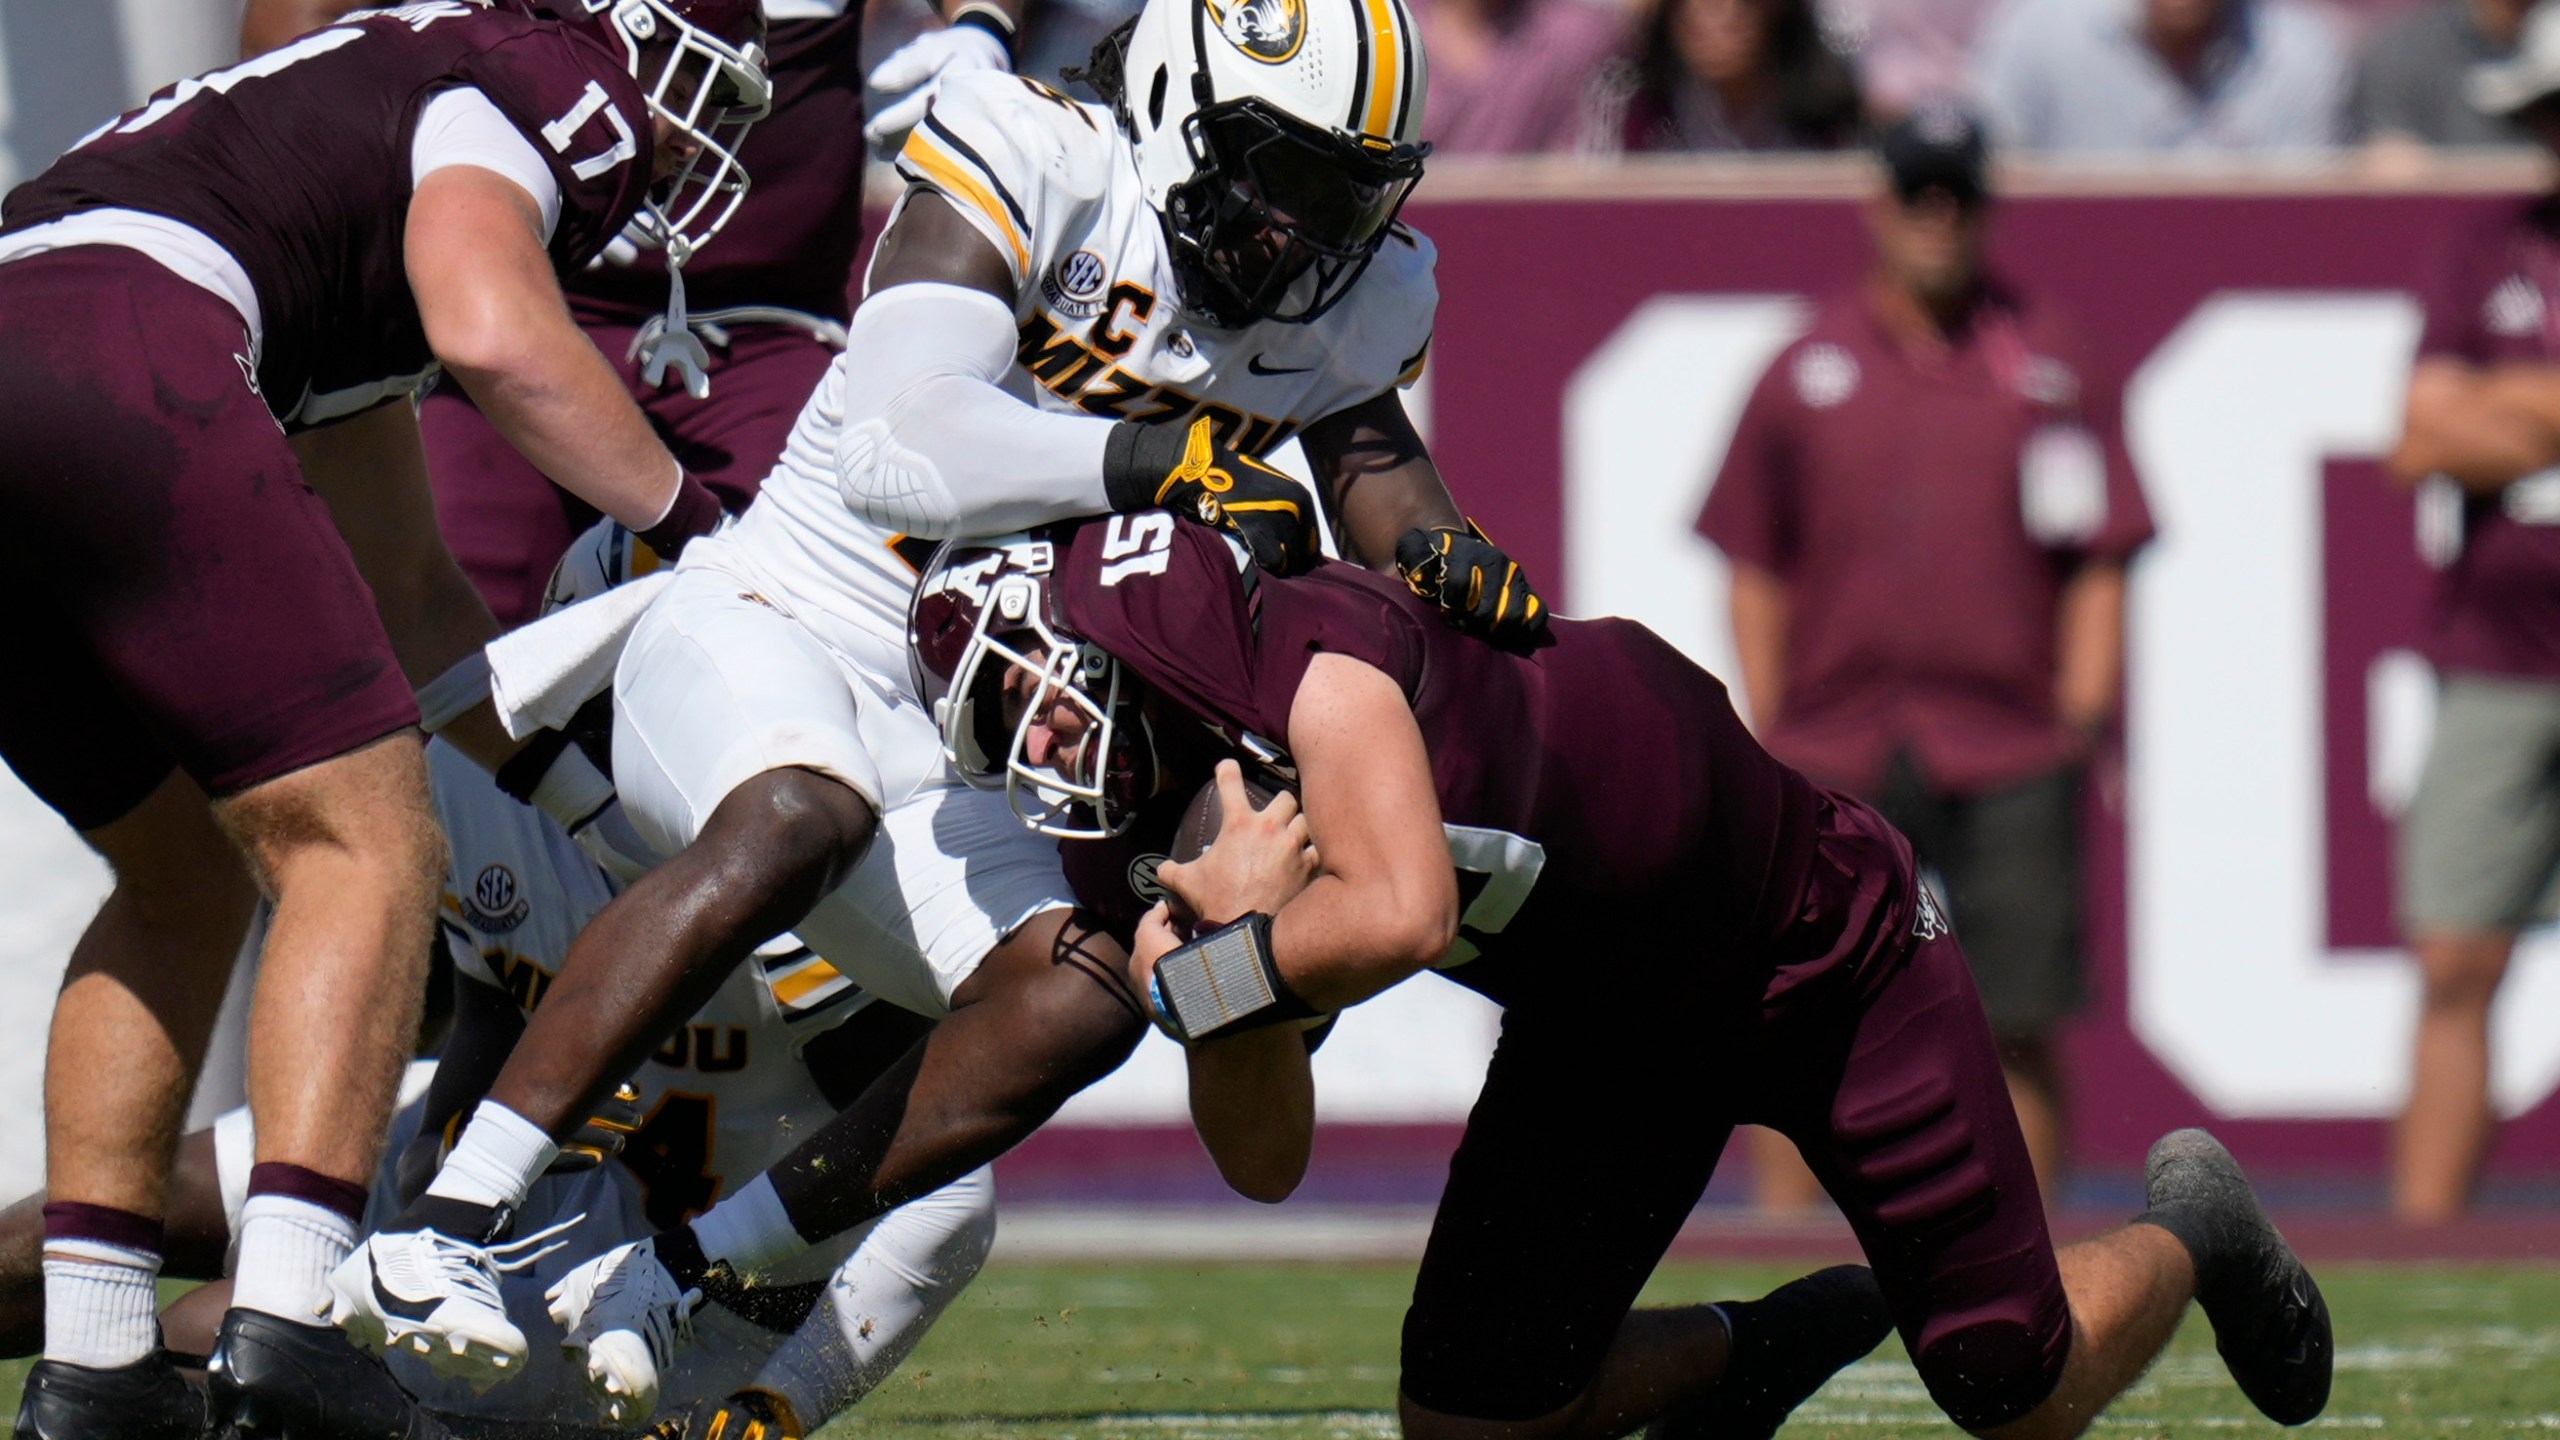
[{"left": 621, "top": 1091, "right": 721, "bottom": 1230}]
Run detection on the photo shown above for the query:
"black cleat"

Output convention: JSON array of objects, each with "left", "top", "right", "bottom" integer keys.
[
  {"left": 2141, "top": 1128, "right": 2333, "bottom": 1426},
  {"left": 14, "top": 1348, "right": 207, "bottom": 1440},
  {"left": 1646, "top": 1264, "right": 1894, "bottom": 1440},
  {"left": 206, "top": 1307, "right": 451, "bottom": 1440}
]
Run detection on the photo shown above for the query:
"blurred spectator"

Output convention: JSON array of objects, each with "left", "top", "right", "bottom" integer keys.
[
  {"left": 1971, "top": 0, "right": 2349, "bottom": 151},
  {"left": 1699, "top": 104, "right": 2153, "bottom": 1208},
  {"left": 2382, "top": 8, "right": 2560, "bottom": 1225},
  {"left": 2348, "top": 0, "right": 2535, "bottom": 146},
  {"left": 1407, "top": 0, "right": 1633, "bottom": 154},
  {"left": 1827, "top": 0, "right": 2002, "bottom": 116},
  {"left": 1591, "top": 0, "right": 1864, "bottom": 152}
]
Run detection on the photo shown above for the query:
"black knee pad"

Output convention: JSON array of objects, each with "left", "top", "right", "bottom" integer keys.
[{"left": 1914, "top": 1316, "right": 2071, "bottom": 1433}]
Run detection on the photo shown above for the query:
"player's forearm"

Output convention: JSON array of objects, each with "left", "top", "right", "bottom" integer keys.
[
  {"left": 409, "top": 171, "right": 691, "bottom": 535},
  {"left": 1185, "top": 1027, "right": 1312, "bottom": 1203},
  {"left": 1727, "top": 563, "right": 1789, "bottom": 731},
  {"left": 439, "top": 318, "right": 688, "bottom": 532},
  {"left": 2394, "top": 362, "right": 2560, "bottom": 490},
  {"left": 1265, "top": 873, "right": 1451, "bottom": 1011},
  {"left": 1299, "top": 393, "right": 1461, "bottom": 570},
  {"left": 2053, "top": 562, "right": 2125, "bottom": 741},
  {"left": 836, "top": 283, "right": 1112, "bottom": 537}
]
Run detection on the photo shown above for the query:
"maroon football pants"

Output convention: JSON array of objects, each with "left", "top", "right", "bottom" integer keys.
[
  {"left": 0, "top": 248, "right": 416, "bottom": 828},
  {"left": 1401, "top": 798, "right": 2071, "bottom": 1431}
]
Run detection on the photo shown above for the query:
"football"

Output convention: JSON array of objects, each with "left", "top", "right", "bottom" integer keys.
[{"left": 1169, "top": 772, "right": 1286, "bottom": 865}]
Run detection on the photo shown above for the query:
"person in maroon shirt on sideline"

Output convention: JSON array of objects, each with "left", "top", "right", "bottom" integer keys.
[
  {"left": 2383, "top": 9, "right": 2560, "bottom": 1224},
  {"left": 0, "top": 4, "right": 764, "bottom": 1436},
  {"left": 879, "top": 516, "right": 2328, "bottom": 1440},
  {"left": 1699, "top": 103, "right": 2152, "bottom": 1209},
  {"left": 246, "top": 0, "right": 1026, "bottom": 629}
]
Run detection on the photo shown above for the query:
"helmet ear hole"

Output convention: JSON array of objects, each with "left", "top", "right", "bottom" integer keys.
[{"left": 1148, "top": 65, "right": 1169, "bottom": 129}]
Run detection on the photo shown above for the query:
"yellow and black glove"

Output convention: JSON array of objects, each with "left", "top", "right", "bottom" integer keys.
[
  {"left": 1395, "top": 520, "right": 1548, "bottom": 642},
  {"left": 1103, "top": 416, "right": 1322, "bottom": 573},
  {"left": 648, "top": 1388, "right": 805, "bottom": 1440}
]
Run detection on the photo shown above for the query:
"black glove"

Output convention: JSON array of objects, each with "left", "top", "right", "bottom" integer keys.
[
  {"left": 1103, "top": 416, "right": 1322, "bottom": 573},
  {"left": 1395, "top": 521, "right": 1549, "bottom": 641},
  {"left": 648, "top": 1388, "right": 804, "bottom": 1439}
]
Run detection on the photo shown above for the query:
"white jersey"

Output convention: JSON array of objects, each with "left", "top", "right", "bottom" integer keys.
[
  {"left": 697, "top": 67, "right": 1437, "bottom": 679},
  {"left": 426, "top": 741, "right": 867, "bottom": 1243}
]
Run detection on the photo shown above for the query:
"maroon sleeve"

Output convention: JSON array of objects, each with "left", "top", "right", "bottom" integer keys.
[
  {"left": 2414, "top": 210, "right": 2508, "bottom": 366},
  {"left": 455, "top": 28, "right": 654, "bottom": 268},
  {"left": 1697, "top": 352, "right": 1800, "bottom": 574}
]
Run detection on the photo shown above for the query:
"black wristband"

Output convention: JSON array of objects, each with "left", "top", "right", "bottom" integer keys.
[
  {"left": 949, "top": 3, "right": 1018, "bottom": 59},
  {"left": 1101, "top": 419, "right": 1172, "bottom": 512},
  {"left": 636, "top": 472, "right": 724, "bottom": 561},
  {"left": 1148, "top": 913, "right": 1318, "bottom": 1043},
  {"left": 492, "top": 727, "right": 574, "bottom": 806}
]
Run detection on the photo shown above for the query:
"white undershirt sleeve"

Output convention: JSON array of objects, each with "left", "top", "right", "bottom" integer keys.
[
  {"left": 411, "top": 86, "right": 564, "bottom": 245},
  {"left": 833, "top": 281, "right": 1115, "bottom": 539}
]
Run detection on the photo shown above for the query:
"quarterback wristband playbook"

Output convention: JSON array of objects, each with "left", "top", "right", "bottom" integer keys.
[{"left": 1147, "top": 913, "right": 1317, "bottom": 1043}]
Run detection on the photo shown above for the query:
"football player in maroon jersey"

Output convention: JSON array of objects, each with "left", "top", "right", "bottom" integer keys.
[
  {"left": 245, "top": 0, "right": 1030, "bottom": 633},
  {"left": 0, "top": 3, "right": 765, "bottom": 1435},
  {"left": 886, "top": 517, "right": 2336, "bottom": 1440}
]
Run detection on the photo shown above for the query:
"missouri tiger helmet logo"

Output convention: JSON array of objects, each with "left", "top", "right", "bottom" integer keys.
[{"left": 1208, "top": 0, "right": 1306, "bottom": 63}]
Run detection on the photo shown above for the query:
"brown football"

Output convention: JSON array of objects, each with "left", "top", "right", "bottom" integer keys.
[{"left": 1169, "top": 772, "right": 1285, "bottom": 865}]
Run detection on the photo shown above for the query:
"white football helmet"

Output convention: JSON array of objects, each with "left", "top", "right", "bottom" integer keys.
[
  {"left": 541, "top": 516, "right": 663, "bottom": 616},
  {"left": 1112, "top": 0, "right": 1429, "bottom": 326}
]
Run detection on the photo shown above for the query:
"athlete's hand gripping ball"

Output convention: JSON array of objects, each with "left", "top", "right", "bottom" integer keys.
[
  {"left": 1395, "top": 520, "right": 1549, "bottom": 643},
  {"left": 1105, "top": 416, "right": 1323, "bottom": 573}
]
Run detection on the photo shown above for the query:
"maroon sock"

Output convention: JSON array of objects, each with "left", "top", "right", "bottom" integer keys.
[{"left": 245, "top": 1162, "right": 368, "bottom": 1225}]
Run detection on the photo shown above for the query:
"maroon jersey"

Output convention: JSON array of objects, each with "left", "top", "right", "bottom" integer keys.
[
  {"left": 1048, "top": 519, "right": 1830, "bottom": 1007},
  {"left": 3, "top": 5, "right": 651, "bottom": 430},
  {"left": 1698, "top": 282, "right": 2153, "bottom": 794},
  {"left": 570, "top": 11, "right": 864, "bottom": 325},
  {"left": 2412, "top": 197, "right": 2560, "bottom": 680}
]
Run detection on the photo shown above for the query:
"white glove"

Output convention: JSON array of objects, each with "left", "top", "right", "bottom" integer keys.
[{"left": 864, "top": 21, "right": 1012, "bottom": 151}]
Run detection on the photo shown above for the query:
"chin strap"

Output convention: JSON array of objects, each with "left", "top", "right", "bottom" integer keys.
[{"left": 637, "top": 236, "right": 714, "bottom": 400}]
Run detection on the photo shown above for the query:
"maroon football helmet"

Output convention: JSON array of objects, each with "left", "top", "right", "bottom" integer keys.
[
  {"left": 910, "top": 532, "right": 1162, "bottom": 839},
  {"left": 516, "top": 0, "right": 771, "bottom": 258}
]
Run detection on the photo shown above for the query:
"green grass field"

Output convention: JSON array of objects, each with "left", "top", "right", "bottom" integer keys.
[{"left": 5, "top": 1260, "right": 2554, "bottom": 1437}]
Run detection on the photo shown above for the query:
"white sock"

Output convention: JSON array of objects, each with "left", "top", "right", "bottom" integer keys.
[
  {"left": 691, "top": 1174, "right": 806, "bottom": 1277},
  {"left": 424, "top": 1101, "right": 559, "bottom": 1212},
  {"left": 751, "top": 1167, "right": 996, "bottom": 1424},
  {"left": 42, "top": 1241, "right": 161, "bottom": 1369},
  {"left": 231, "top": 1194, "right": 360, "bottom": 1322}
]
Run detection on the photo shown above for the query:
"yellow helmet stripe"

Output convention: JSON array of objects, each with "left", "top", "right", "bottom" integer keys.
[{"left": 1356, "top": 0, "right": 1403, "bottom": 140}]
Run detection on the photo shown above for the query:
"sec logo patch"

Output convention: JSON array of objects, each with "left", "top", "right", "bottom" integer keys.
[
  {"left": 462, "top": 862, "right": 531, "bottom": 934},
  {"left": 1040, "top": 250, "right": 1111, "bottom": 319}
]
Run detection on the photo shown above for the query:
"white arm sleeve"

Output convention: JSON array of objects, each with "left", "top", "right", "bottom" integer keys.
[
  {"left": 412, "top": 87, "right": 564, "bottom": 245},
  {"left": 835, "top": 282, "right": 1115, "bottom": 539}
]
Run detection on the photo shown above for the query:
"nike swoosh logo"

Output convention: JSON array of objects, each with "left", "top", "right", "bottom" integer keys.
[
  {"left": 1246, "top": 355, "right": 1311, "bottom": 376},
  {"left": 370, "top": 1266, "right": 446, "bottom": 1324}
]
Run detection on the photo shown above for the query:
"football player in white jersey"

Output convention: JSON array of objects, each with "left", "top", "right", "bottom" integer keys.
[
  {"left": 340, "top": 0, "right": 1553, "bottom": 1416},
  {"left": 0, "top": 733, "right": 996, "bottom": 1439}
]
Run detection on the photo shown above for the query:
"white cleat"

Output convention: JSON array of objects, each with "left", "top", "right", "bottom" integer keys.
[
  {"left": 325, "top": 1219, "right": 578, "bottom": 1391},
  {"left": 545, "top": 1238, "right": 702, "bottom": 1426}
]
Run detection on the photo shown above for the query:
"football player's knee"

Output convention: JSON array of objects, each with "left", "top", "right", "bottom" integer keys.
[
  {"left": 716, "top": 768, "right": 878, "bottom": 867},
  {"left": 1912, "top": 1316, "right": 2070, "bottom": 1435}
]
